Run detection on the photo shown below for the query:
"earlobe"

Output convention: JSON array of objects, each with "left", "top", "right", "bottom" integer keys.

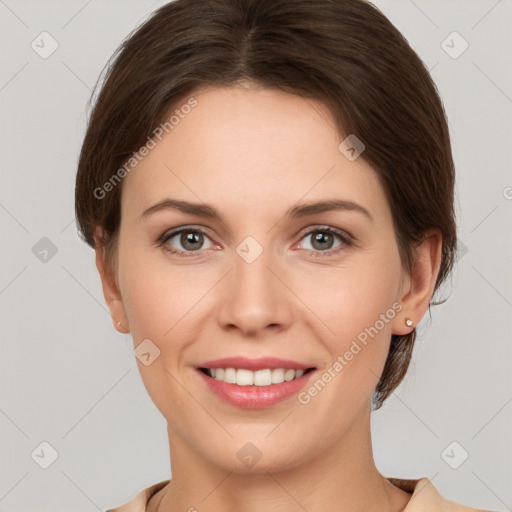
[
  {"left": 392, "top": 229, "right": 443, "bottom": 336},
  {"left": 94, "top": 228, "right": 130, "bottom": 334},
  {"left": 112, "top": 306, "right": 129, "bottom": 334}
]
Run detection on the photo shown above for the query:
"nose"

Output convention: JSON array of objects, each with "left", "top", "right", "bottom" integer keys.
[{"left": 217, "top": 242, "right": 294, "bottom": 337}]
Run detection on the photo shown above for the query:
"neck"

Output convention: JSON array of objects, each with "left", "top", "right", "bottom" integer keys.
[{"left": 153, "top": 406, "right": 411, "bottom": 512}]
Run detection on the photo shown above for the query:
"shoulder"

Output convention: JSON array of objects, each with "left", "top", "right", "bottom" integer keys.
[
  {"left": 105, "top": 480, "right": 170, "bottom": 512},
  {"left": 107, "top": 477, "right": 496, "bottom": 512},
  {"left": 387, "top": 476, "right": 496, "bottom": 512}
]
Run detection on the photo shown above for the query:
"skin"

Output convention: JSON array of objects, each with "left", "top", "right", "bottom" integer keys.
[{"left": 95, "top": 83, "right": 442, "bottom": 512}]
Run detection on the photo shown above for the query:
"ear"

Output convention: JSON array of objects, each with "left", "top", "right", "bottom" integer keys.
[
  {"left": 94, "top": 227, "right": 130, "bottom": 334},
  {"left": 392, "top": 229, "right": 443, "bottom": 336}
]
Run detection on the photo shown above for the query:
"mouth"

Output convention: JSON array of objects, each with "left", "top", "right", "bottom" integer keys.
[
  {"left": 198, "top": 366, "right": 316, "bottom": 386},
  {"left": 195, "top": 365, "right": 317, "bottom": 409}
]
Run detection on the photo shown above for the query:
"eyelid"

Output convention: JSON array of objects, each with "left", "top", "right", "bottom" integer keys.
[
  {"left": 292, "top": 225, "right": 354, "bottom": 256},
  {"left": 158, "top": 225, "right": 218, "bottom": 255},
  {"left": 294, "top": 224, "right": 354, "bottom": 244},
  {"left": 158, "top": 224, "right": 355, "bottom": 257}
]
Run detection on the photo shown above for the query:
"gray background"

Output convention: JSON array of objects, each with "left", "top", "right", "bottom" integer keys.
[{"left": 0, "top": 0, "right": 511, "bottom": 511}]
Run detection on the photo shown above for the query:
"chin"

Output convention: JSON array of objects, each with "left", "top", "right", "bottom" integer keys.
[{"left": 199, "top": 437, "right": 311, "bottom": 474}]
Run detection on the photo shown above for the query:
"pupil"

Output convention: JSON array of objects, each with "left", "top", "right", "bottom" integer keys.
[
  {"left": 182, "top": 231, "right": 202, "bottom": 250},
  {"left": 313, "top": 232, "right": 333, "bottom": 250}
]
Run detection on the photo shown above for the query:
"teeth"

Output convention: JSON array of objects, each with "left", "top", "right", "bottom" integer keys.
[{"left": 205, "top": 367, "right": 306, "bottom": 386}]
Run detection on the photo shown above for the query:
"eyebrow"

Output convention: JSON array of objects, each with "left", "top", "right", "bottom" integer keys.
[{"left": 140, "top": 198, "right": 374, "bottom": 224}]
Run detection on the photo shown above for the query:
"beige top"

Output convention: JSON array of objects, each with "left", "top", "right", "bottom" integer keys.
[{"left": 105, "top": 477, "right": 494, "bottom": 511}]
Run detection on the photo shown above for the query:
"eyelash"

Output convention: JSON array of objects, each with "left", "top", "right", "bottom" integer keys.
[{"left": 157, "top": 225, "right": 354, "bottom": 258}]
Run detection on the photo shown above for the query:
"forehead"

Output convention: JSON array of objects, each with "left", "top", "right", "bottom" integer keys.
[{"left": 121, "top": 85, "right": 387, "bottom": 224}]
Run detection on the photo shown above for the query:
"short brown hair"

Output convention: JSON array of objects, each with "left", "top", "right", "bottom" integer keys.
[{"left": 75, "top": 0, "right": 457, "bottom": 409}]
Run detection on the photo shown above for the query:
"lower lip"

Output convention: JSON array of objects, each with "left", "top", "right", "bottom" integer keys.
[{"left": 196, "top": 368, "right": 316, "bottom": 409}]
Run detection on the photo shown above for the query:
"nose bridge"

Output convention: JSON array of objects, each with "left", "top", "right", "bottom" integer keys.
[
  {"left": 219, "top": 233, "right": 291, "bottom": 333},
  {"left": 233, "top": 237, "right": 278, "bottom": 308},
  {"left": 233, "top": 234, "right": 278, "bottom": 301}
]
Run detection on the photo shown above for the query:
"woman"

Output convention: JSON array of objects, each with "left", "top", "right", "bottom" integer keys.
[{"left": 75, "top": 0, "right": 494, "bottom": 510}]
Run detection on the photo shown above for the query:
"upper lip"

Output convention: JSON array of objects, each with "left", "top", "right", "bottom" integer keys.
[{"left": 197, "top": 356, "right": 315, "bottom": 371}]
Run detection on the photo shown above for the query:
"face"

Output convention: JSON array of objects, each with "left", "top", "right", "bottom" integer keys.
[{"left": 100, "top": 84, "right": 418, "bottom": 473}]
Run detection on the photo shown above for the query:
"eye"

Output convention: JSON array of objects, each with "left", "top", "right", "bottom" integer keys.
[
  {"left": 158, "top": 225, "right": 353, "bottom": 258},
  {"left": 295, "top": 226, "right": 352, "bottom": 256},
  {"left": 160, "top": 227, "right": 216, "bottom": 256}
]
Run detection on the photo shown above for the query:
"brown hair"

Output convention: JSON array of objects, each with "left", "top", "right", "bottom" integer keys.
[{"left": 75, "top": 0, "right": 457, "bottom": 409}]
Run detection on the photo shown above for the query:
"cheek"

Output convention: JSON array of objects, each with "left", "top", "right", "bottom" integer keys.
[
  {"left": 301, "top": 257, "right": 400, "bottom": 336},
  {"left": 117, "top": 236, "right": 196, "bottom": 339},
  {"left": 293, "top": 262, "right": 402, "bottom": 418},
  {"left": 117, "top": 241, "right": 216, "bottom": 414},
  {"left": 117, "top": 248, "right": 199, "bottom": 418},
  {"left": 291, "top": 253, "right": 403, "bottom": 390}
]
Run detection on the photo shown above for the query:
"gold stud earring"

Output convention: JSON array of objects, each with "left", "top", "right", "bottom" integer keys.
[{"left": 405, "top": 318, "right": 414, "bottom": 327}]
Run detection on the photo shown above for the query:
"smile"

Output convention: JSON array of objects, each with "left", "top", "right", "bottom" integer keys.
[
  {"left": 199, "top": 367, "right": 314, "bottom": 386},
  {"left": 196, "top": 366, "right": 317, "bottom": 409}
]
